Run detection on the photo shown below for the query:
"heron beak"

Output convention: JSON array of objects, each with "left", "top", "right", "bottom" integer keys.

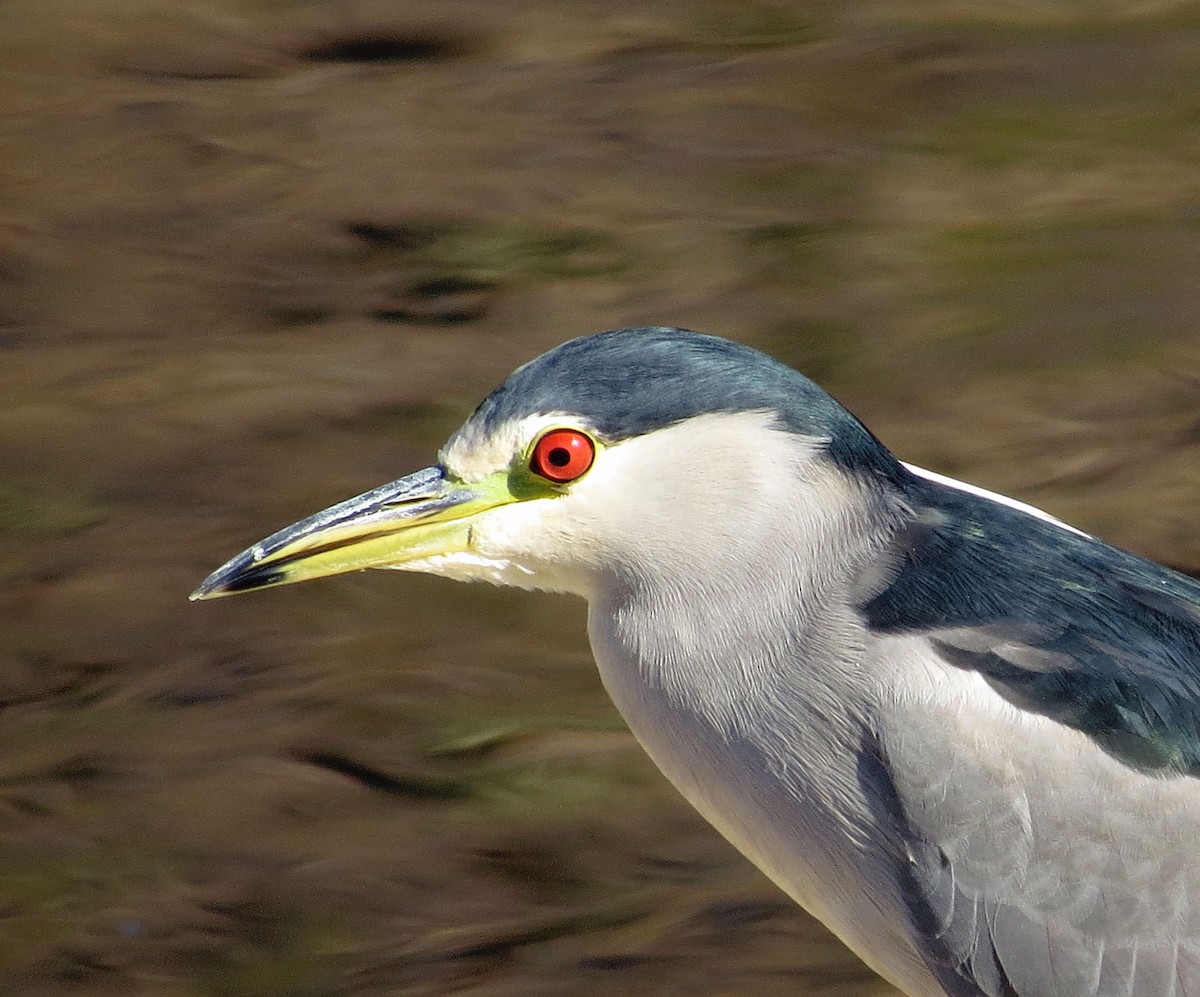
[{"left": 190, "top": 465, "right": 514, "bottom": 600}]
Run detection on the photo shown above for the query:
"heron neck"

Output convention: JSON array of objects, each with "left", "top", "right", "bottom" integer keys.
[{"left": 585, "top": 462, "right": 901, "bottom": 741}]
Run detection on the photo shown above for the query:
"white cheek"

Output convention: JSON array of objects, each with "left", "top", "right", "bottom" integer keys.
[{"left": 469, "top": 500, "right": 598, "bottom": 596}]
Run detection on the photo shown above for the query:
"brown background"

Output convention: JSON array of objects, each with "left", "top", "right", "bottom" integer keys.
[{"left": 3, "top": 0, "right": 1200, "bottom": 994}]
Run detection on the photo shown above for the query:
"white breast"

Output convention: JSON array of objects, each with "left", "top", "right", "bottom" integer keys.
[{"left": 587, "top": 593, "right": 946, "bottom": 997}]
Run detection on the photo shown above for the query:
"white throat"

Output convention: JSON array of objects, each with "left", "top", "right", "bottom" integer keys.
[{"left": 582, "top": 420, "right": 896, "bottom": 736}]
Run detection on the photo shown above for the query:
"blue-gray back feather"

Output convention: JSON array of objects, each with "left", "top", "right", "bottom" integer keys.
[{"left": 864, "top": 473, "right": 1200, "bottom": 775}]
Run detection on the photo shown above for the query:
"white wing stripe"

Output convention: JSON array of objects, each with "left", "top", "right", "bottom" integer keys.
[{"left": 902, "top": 463, "right": 1090, "bottom": 538}]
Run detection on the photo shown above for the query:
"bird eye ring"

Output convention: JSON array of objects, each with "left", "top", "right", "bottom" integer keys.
[{"left": 530, "top": 429, "right": 595, "bottom": 483}]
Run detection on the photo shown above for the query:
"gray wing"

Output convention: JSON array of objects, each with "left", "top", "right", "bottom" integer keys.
[
  {"left": 857, "top": 475, "right": 1200, "bottom": 996},
  {"left": 863, "top": 717, "right": 1200, "bottom": 997}
]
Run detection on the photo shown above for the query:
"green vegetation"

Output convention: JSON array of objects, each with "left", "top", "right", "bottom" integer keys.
[
  {"left": 0, "top": 842, "right": 178, "bottom": 963},
  {"left": 426, "top": 715, "right": 627, "bottom": 760},
  {"left": 742, "top": 223, "right": 842, "bottom": 279},
  {"left": 678, "top": 2, "right": 818, "bottom": 50},
  {"left": 359, "top": 221, "right": 632, "bottom": 284},
  {"left": 466, "top": 755, "right": 652, "bottom": 820},
  {"left": 0, "top": 479, "right": 107, "bottom": 540},
  {"left": 754, "top": 318, "right": 860, "bottom": 387}
]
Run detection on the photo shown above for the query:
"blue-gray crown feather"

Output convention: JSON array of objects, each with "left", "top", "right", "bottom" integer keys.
[{"left": 464, "top": 327, "right": 905, "bottom": 485}]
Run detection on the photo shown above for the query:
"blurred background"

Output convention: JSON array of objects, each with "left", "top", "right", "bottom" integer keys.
[{"left": 3, "top": 0, "right": 1200, "bottom": 994}]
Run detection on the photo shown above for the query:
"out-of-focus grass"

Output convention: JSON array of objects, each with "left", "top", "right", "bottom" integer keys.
[
  {"left": 466, "top": 755, "right": 653, "bottom": 821},
  {"left": 195, "top": 908, "right": 349, "bottom": 997},
  {"left": 721, "top": 166, "right": 857, "bottom": 203},
  {"left": 352, "top": 221, "right": 632, "bottom": 284},
  {"left": 426, "top": 224, "right": 631, "bottom": 282},
  {"left": 903, "top": 111, "right": 1083, "bottom": 169},
  {"left": 426, "top": 716, "right": 646, "bottom": 821},
  {"left": 0, "top": 842, "right": 179, "bottom": 962},
  {"left": 426, "top": 715, "right": 629, "bottom": 760},
  {"left": 742, "top": 224, "right": 844, "bottom": 280},
  {"left": 668, "top": 1, "right": 819, "bottom": 50},
  {"left": 917, "top": 217, "right": 1194, "bottom": 370},
  {"left": 904, "top": 103, "right": 1200, "bottom": 168},
  {"left": 756, "top": 318, "right": 862, "bottom": 387},
  {"left": 0, "top": 480, "right": 107, "bottom": 541}
]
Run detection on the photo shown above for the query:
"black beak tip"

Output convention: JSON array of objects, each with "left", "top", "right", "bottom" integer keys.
[{"left": 189, "top": 556, "right": 286, "bottom": 601}]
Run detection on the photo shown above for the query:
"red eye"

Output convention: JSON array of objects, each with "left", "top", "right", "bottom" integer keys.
[{"left": 530, "top": 429, "right": 595, "bottom": 483}]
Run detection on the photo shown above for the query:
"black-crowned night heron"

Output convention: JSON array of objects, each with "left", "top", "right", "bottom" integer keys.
[{"left": 194, "top": 327, "right": 1200, "bottom": 997}]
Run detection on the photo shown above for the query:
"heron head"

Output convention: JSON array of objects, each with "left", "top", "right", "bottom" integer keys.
[{"left": 192, "top": 327, "right": 902, "bottom": 602}]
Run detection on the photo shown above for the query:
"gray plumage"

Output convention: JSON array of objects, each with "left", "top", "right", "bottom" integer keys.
[
  {"left": 195, "top": 327, "right": 1200, "bottom": 997},
  {"left": 859, "top": 469, "right": 1200, "bottom": 997}
]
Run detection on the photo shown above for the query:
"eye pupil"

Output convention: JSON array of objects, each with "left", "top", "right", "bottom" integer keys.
[{"left": 548, "top": 448, "right": 571, "bottom": 467}]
